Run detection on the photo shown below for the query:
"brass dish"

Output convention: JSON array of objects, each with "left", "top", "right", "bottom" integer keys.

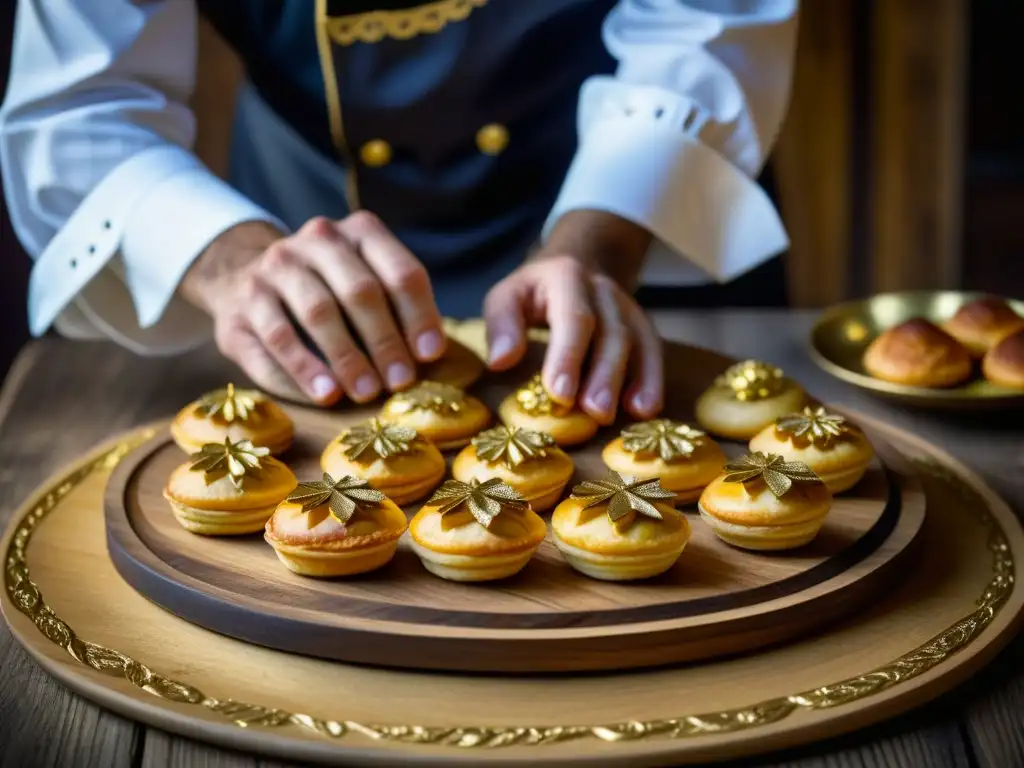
[{"left": 809, "top": 291, "right": 1024, "bottom": 409}]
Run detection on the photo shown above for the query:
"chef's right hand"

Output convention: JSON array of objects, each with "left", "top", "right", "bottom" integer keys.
[{"left": 180, "top": 213, "right": 447, "bottom": 406}]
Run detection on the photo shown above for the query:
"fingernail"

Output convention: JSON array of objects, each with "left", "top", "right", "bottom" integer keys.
[
  {"left": 552, "top": 373, "right": 575, "bottom": 400},
  {"left": 311, "top": 374, "right": 338, "bottom": 399},
  {"left": 632, "top": 389, "right": 658, "bottom": 413},
  {"left": 353, "top": 374, "right": 380, "bottom": 401},
  {"left": 489, "top": 335, "right": 515, "bottom": 363},
  {"left": 387, "top": 363, "right": 414, "bottom": 390},
  {"left": 589, "top": 389, "right": 613, "bottom": 412},
  {"left": 416, "top": 331, "right": 444, "bottom": 360}
]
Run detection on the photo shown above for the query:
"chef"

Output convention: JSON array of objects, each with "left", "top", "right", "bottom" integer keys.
[{"left": 0, "top": 0, "right": 797, "bottom": 424}]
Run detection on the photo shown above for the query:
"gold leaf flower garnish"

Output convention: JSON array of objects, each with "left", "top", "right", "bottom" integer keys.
[
  {"left": 286, "top": 472, "right": 387, "bottom": 528},
  {"left": 472, "top": 426, "right": 555, "bottom": 468},
  {"left": 387, "top": 381, "right": 465, "bottom": 415},
  {"left": 621, "top": 420, "right": 705, "bottom": 462},
  {"left": 775, "top": 406, "right": 849, "bottom": 449},
  {"left": 339, "top": 419, "right": 418, "bottom": 460},
  {"left": 515, "top": 374, "right": 569, "bottom": 416},
  {"left": 714, "top": 360, "right": 788, "bottom": 402},
  {"left": 427, "top": 478, "right": 528, "bottom": 528},
  {"left": 188, "top": 438, "right": 269, "bottom": 490},
  {"left": 723, "top": 452, "right": 821, "bottom": 498},
  {"left": 570, "top": 471, "right": 675, "bottom": 526},
  {"left": 196, "top": 383, "right": 263, "bottom": 423}
]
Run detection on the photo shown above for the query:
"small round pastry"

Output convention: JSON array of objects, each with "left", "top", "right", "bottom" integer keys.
[
  {"left": 452, "top": 425, "right": 574, "bottom": 512},
  {"left": 264, "top": 473, "right": 408, "bottom": 577},
  {"left": 551, "top": 472, "right": 690, "bottom": 581},
  {"left": 697, "top": 452, "right": 833, "bottom": 551},
  {"left": 601, "top": 420, "right": 726, "bottom": 505},
  {"left": 379, "top": 381, "right": 491, "bottom": 450},
  {"left": 695, "top": 360, "right": 807, "bottom": 441},
  {"left": 320, "top": 419, "right": 446, "bottom": 505},
  {"left": 942, "top": 296, "right": 1024, "bottom": 357},
  {"left": 862, "top": 318, "right": 972, "bottom": 388},
  {"left": 171, "top": 383, "right": 294, "bottom": 456},
  {"left": 749, "top": 406, "right": 873, "bottom": 494},
  {"left": 162, "top": 438, "right": 297, "bottom": 535},
  {"left": 418, "top": 336, "right": 485, "bottom": 389},
  {"left": 408, "top": 478, "right": 547, "bottom": 581},
  {"left": 497, "top": 374, "right": 598, "bottom": 447},
  {"left": 982, "top": 328, "right": 1024, "bottom": 389}
]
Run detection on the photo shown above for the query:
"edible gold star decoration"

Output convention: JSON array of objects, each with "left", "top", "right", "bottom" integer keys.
[
  {"left": 340, "top": 419, "right": 417, "bottom": 460},
  {"left": 387, "top": 381, "right": 465, "bottom": 415},
  {"left": 714, "top": 360, "right": 787, "bottom": 402},
  {"left": 723, "top": 452, "right": 821, "bottom": 498},
  {"left": 621, "top": 420, "right": 705, "bottom": 462},
  {"left": 427, "top": 478, "right": 528, "bottom": 528},
  {"left": 188, "top": 438, "right": 269, "bottom": 489},
  {"left": 515, "top": 374, "right": 568, "bottom": 416},
  {"left": 472, "top": 425, "right": 554, "bottom": 468},
  {"left": 570, "top": 471, "right": 675, "bottom": 525},
  {"left": 775, "top": 406, "right": 849, "bottom": 448},
  {"left": 196, "top": 382, "right": 263, "bottom": 422},
  {"left": 286, "top": 472, "right": 386, "bottom": 528}
]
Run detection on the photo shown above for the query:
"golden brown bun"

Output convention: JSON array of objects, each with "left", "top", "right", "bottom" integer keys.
[
  {"left": 695, "top": 386, "right": 806, "bottom": 441},
  {"left": 982, "top": 328, "right": 1024, "bottom": 389},
  {"left": 942, "top": 296, "right": 1024, "bottom": 357},
  {"left": 748, "top": 425, "right": 872, "bottom": 495},
  {"left": 171, "top": 397, "right": 293, "bottom": 456},
  {"left": 600, "top": 437, "right": 726, "bottom": 505},
  {"left": 417, "top": 337, "right": 485, "bottom": 389},
  {"left": 264, "top": 500, "right": 408, "bottom": 577},
  {"left": 497, "top": 394, "right": 598, "bottom": 447},
  {"left": 379, "top": 388, "right": 491, "bottom": 450},
  {"left": 862, "top": 318, "right": 972, "bottom": 388},
  {"left": 451, "top": 444, "right": 574, "bottom": 512},
  {"left": 320, "top": 438, "right": 446, "bottom": 505}
]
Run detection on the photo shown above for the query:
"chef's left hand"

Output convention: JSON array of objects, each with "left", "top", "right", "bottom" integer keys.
[{"left": 484, "top": 210, "right": 663, "bottom": 425}]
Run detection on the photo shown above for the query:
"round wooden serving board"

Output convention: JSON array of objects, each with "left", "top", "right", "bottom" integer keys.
[{"left": 104, "top": 340, "right": 925, "bottom": 673}]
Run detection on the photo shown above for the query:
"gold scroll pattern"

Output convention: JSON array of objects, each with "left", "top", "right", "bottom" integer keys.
[
  {"left": 324, "top": 0, "right": 488, "bottom": 45},
  {"left": 3, "top": 438, "right": 1015, "bottom": 749}
]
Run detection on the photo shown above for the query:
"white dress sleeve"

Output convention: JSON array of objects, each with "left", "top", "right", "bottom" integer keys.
[
  {"left": 0, "top": 0, "right": 284, "bottom": 355},
  {"left": 544, "top": 0, "right": 799, "bottom": 285}
]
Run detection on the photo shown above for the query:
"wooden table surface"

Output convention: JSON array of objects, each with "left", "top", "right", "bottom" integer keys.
[{"left": 1, "top": 309, "right": 1022, "bottom": 768}]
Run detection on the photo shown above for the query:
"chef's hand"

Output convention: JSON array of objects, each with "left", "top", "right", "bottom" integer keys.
[
  {"left": 180, "top": 213, "right": 446, "bottom": 406},
  {"left": 484, "top": 210, "right": 664, "bottom": 425}
]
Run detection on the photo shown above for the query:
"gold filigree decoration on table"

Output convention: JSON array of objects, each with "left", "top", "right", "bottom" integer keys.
[
  {"left": 325, "top": 0, "right": 488, "bottom": 46},
  {"left": 387, "top": 381, "right": 465, "bottom": 415},
  {"left": 339, "top": 419, "right": 417, "bottom": 460},
  {"left": 621, "top": 420, "right": 705, "bottom": 462},
  {"left": 472, "top": 426, "right": 554, "bottom": 468},
  {"left": 286, "top": 473, "right": 386, "bottom": 528},
  {"left": 188, "top": 438, "right": 269, "bottom": 490},
  {"left": 714, "top": 360, "right": 788, "bottom": 401},
  {"left": 775, "top": 406, "right": 849, "bottom": 449},
  {"left": 195, "top": 383, "right": 263, "bottom": 423},
  {"left": 2, "top": 430, "right": 1016, "bottom": 749},
  {"left": 723, "top": 452, "right": 822, "bottom": 498},
  {"left": 426, "top": 478, "right": 527, "bottom": 528},
  {"left": 571, "top": 471, "right": 676, "bottom": 526},
  {"left": 515, "top": 373, "right": 569, "bottom": 416}
]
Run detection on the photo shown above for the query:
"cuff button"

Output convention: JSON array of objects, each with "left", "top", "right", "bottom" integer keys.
[{"left": 476, "top": 123, "right": 509, "bottom": 156}]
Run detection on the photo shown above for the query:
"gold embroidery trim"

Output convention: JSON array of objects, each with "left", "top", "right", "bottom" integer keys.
[
  {"left": 325, "top": 0, "right": 488, "bottom": 45},
  {"left": 3, "top": 439, "right": 1015, "bottom": 748},
  {"left": 315, "top": 0, "right": 361, "bottom": 209}
]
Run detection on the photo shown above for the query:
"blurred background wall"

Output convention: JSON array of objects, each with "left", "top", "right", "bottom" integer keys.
[{"left": 1, "top": 0, "right": 1022, "bottom": 381}]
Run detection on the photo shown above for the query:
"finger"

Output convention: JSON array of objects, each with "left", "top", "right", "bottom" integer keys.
[
  {"left": 482, "top": 276, "right": 528, "bottom": 370},
  {"left": 621, "top": 300, "right": 664, "bottom": 419},
  {"left": 217, "top": 324, "right": 310, "bottom": 404},
  {"left": 341, "top": 211, "right": 446, "bottom": 363},
  {"left": 265, "top": 241, "right": 382, "bottom": 402},
  {"left": 541, "top": 257, "right": 596, "bottom": 405},
  {"left": 579, "top": 276, "right": 631, "bottom": 425},
  {"left": 243, "top": 276, "right": 343, "bottom": 405}
]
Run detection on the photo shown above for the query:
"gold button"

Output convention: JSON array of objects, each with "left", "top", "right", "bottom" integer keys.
[
  {"left": 476, "top": 123, "right": 509, "bottom": 156},
  {"left": 360, "top": 139, "right": 392, "bottom": 167}
]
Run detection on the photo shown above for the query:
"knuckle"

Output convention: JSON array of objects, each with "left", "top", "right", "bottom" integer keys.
[
  {"left": 301, "top": 296, "right": 337, "bottom": 327},
  {"left": 330, "top": 346, "right": 370, "bottom": 377},
  {"left": 342, "top": 210, "right": 381, "bottom": 236},
  {"left": 367, "top": 332, "right": 409, "bottom": 362},
  {"left": 388, "top": 264, "right": 429, "bottom": 295},
  {"left": 341, "top": 277, "right": 385, "bottom": 307},
  {"left": 262, "top": 322, "right": 296, "bottom": 354},
  {"left": 260, "top": 243, "right": 294, "bottom": 272},
  {"left": 301, "top": 216, "right": 336, "bottom": 239}
]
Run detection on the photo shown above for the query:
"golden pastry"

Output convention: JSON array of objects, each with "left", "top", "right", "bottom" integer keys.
[
  {"left": 418, "top": 336, "right": 485, "bottom": 389},
  {"left": 942, "top": 296, "right": 1024, "bottom": 357},
  {"left": 379, "top": 380, "right": 491, "bottom": 450},
  {"left": 163, "top": 438, "right": 297, "bottom": 535},
  {"left": 749, "top": 406, "right": 873, "bottom": 494},
  {"left": 601, "top": 420, "right": 726, "bottom": 505},
  {"left": 862, "top": 318, "right": 972, "bottom": 388},
  {"left": 497, "top": 373, "right": 598, "bottom": 447},
  {"left": 982, "top": 328, "right": 1024, "bottom": 389},
  {"left": 451, "top": 425, "right": 574, "bottom": 512},
  {"left": 264, "top": 473, "right": 408, "bottom": 577},
  {"left": 320, "top": 419, "right": 446, "bottom": 505},
  {"left": 171, "top": 383, "right": 294, "bottom": 455},
  {"left": 408, "top": 478, "right": 547, "bottom": 581},
  {"left": 697, "top": 452, "right": 832, "bottom": 551},
  {"left": 551, "top": 472, "right": 690, "bottom": 581},
  {"left": 695, "top": 360, "right": 807, "bottom": 441}
]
